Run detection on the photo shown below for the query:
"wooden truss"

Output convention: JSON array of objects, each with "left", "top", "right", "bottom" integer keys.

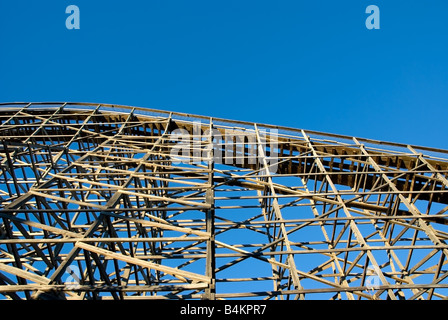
[{"left": 0, "top": 102, "right": 447, "bottom": 300}]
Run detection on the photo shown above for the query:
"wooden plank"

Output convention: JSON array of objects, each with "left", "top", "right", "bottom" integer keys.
[
  {"left": 0, "top": 211, "right": 80, "bottom": 238},
  {"left": 104, "top": 211, "right": 210, "bottom": 237},
  {"left": 29, "top": 190, "right": 105, "bottom": 209},
  {"left": 119, "top": 190, "right": 211, "bottom": 209},
  {"left": 0, "top": 283, "right": 209, "bottom": 293},
  {"left": 75, "top": 242, "right": 210, "bottom": 284},
  {"left": 0, "top": 236, "right": 209, "bottom": 244},
  {"left": 0, "top": 262, "right": 50, "bottom": 285}
]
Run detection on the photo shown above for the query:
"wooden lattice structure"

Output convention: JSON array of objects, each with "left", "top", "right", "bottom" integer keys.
[{"left": 0, "top": 102, "right": 447, "bottom": 300}]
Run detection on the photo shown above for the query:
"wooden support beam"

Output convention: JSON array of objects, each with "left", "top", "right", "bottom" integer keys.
[
  {"left": 0, "top": 262, "right": 50, "bottom": 285},
  {"left": 75, "top": 242, "right": 210, "bottom": 284}
]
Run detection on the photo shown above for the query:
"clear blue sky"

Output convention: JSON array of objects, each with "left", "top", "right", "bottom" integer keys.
[{"left": 1, "top": 1, "right": 447, "bottom": 149}]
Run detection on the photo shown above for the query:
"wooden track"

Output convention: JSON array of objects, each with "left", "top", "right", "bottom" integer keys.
[{"left": 0, "top": 102, "right": 447, "bottom": 300}]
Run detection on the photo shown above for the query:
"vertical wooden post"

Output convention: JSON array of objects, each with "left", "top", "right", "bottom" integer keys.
[{"left": 204, "top": 119, "right": 216, "bottom": 299}]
